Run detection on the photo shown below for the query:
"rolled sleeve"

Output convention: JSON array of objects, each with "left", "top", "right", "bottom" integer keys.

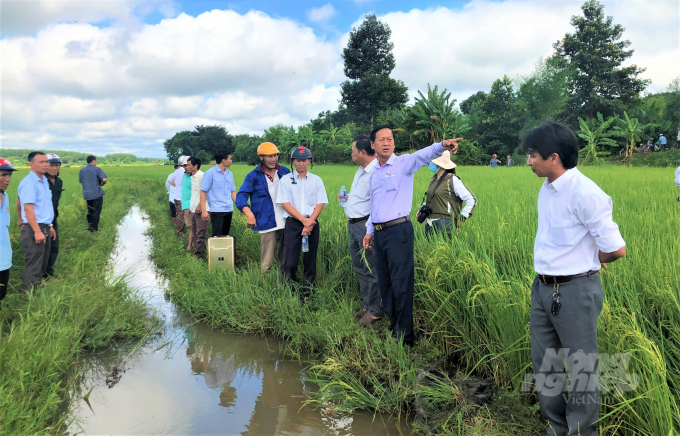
[
  {"left": 19, "top": 181, "right": 36, "bottom": 205},
  {"left": 577, "top": 194, "right": 626, "bottom": 254},
  {"left": 200, "top": 170, "right": 212, "bottom": 192}
]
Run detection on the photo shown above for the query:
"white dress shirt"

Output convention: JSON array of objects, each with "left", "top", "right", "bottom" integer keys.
[
  {"left": 675, "top": 166, "right": 680, "bottom": 187},
  {"left": 345, "top": 158, "right": 377, "bottom": 219},
  {"left": 276, "top": 171, "right": 329, "bottom": 218},
  {"left": 534, "top": 168, "right": 625, "bottom": 276},
  {"left": 167, "top": 167, "right": 185, "bottom": 201},
  {"left": 449, "top": 175, "right": 476, "bottom": 218},
  {"left": 260, "top": 173, "right": 285, "bottom": 234},
  {"left": 190, "top": 170, "right": 209, "bottom": 213}
]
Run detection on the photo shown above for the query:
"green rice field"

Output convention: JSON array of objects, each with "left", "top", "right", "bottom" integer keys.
[{"left": 2, "top": 163, "right": 679, "bottom": 434}]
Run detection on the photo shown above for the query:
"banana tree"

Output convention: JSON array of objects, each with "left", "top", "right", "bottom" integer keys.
[
  {"left": 577, "top": 113, "right": 617, "bottom": 163},
  {"left": 320, "top": 122, "right": 340, "bottom": 145},
  {"left": 615, "top": 112, "right": 652, "bottom": 159},
  {"left": 410, "top": 84, "right": 464, "bottom": 143}
]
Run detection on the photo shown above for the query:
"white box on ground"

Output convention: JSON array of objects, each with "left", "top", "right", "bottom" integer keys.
[{"left": 208, "top": 236, "right": 235, "bottom": 271}]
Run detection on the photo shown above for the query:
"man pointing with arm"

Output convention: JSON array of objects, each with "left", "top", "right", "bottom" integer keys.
[{"left": 363, "top": 125, "right": 460, "bottom": 346}]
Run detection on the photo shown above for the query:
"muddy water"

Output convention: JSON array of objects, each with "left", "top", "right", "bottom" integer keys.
[{"left": 68, "top": 206, "right": 410, "bottom": 435}]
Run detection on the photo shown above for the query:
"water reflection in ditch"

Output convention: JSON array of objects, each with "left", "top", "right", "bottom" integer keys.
[{"left": 68, "top": 206, "right": 411, "bottom": 435}]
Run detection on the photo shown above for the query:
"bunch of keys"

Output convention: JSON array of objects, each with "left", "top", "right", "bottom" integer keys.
[{"left": 551, "top": 284, "right": 561, "bottom": 315}]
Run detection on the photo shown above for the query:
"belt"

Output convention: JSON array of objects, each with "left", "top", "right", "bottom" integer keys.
[
  {"left": 22, "top": 223, "right": 51, "bottom": 228},
  {"left": 373, "top": 216, "right": 410, "bottom": 231},
  {"left": 538, "top": 270, "right": 598, "bottom": 285},
  {"left": 348, "top": 215, "right": 370, "bottom": 224}
]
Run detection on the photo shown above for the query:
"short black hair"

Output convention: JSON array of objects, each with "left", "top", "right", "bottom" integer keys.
[
  {"left": 28, "top": 151, "right": 46, "bottom": 162},
  {"left": 188, "top": 156, "right": 201, "bottom": 170},
  {"left": 353, "top": 134, "right": 374, "bottom": 156},
  {"left": 214, "top": 149, "right": 232, "bottom": 164},
  {"left": 87, "top": 155, "right": 97, "bottom": 164},
  {"left": 521, "top": 121, "right": 578, "bottom": 170},
  {"left": 370, "top": 125, "right": 394, "bottom": 143}
]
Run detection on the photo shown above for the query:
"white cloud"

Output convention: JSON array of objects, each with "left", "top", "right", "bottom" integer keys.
[
  {"left": 379, "top": 0, "right": 679, "bottom": 103},
  {"left": 1, "top": 0, "right": 676, "bottom": 158},
  {"left": 307, "top": 4, "right": 336, "bottom": 23}
]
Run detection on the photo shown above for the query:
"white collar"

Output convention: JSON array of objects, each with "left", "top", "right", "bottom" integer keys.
[{"left": 362, "top": 158, "right": 378, "bottom": 174}]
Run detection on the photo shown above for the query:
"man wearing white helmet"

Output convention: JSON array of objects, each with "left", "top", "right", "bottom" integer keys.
[
  {"left": 167, "top": 156, "right": 188, "bottom": 237},
  {"left": 0, "top": 157, "right": 18, "bottom": 308}
]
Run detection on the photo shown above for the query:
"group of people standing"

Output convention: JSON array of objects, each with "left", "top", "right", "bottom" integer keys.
[
  {"left": 164, "top": 121, "right": 632, "bottom": 436},
  {"left": 0, "top": 153, "right": 107, "bottom": 308}
]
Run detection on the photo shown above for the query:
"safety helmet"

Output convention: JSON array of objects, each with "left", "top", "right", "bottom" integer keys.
[
  {"left": 177, "top": 155, "right": 187, "bottom": 165},
  {"left": 257, "top": 142, "right": 279, "bottom": 156},
  {"left": 290, "top": 146, "right": 312, "bottom": 160},
  {"left": 46, "top": 153, "right": 62, "bottom": 164},
  {"left": 492, "top": 154, "right": 497, "bottom": 158},
  {"left": 0, "top": 158, "right": 18, "bottom": 172}
]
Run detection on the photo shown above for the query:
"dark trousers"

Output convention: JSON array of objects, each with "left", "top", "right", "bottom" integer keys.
[
  {"left": 348, "top": 220, "right": 382, "bottom": 317},
  {"left": 373, "top": 221, "right": 415, "bottom": 345},
  {"left": 210, "top": 212, "right": 233, "bottom": 237},
  {"left": 0, "top": 269, "right": 9, "bottom": 303},
  {"left": 174, "top": 200, "right": 186, "bottom": 236},
  {"left": 169, "top": 201, "right": 177, "bottom": 218},
  {"left": 282, "top": 217, "right": 320, "bottom": 296},
  {"left": 86, "top": 196, "right": 104, "bottom": 232},
  {"left": 190, "top": 212, "right": 208, "bottom": 257},
  {"left": 46, "top": 218, "right": 59, "bottom": 277},
  {"left": 20, "top": 223, "right": 52, "bottom": 291},
  {"left": 530, "top": 274, "right": 603, "bottom": 436},
  {"left": 425, "top": 218, "right": 453, "bottom": 240}
]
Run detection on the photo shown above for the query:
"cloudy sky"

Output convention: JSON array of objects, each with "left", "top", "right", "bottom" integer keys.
[{"left": 1, "top": 0, "right": 678, "bottom": 158}]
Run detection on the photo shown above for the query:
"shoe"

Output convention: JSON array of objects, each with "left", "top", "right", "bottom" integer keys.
[
  {"left": 358, "top": 312, "right": 382, "bottom": 326},
  {"left": 353, "top": 308, "right": 367, "bottom": 318}
]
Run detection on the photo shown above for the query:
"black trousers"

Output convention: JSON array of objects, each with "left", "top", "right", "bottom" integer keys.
[
  {"left": 373, "top": 221, "right": 415, "bottom": 345},
  {"left": 282, "top": 217, "right": 320, "bottom": 296},
  {"left": 210, "top": 211, "right": 233, "bottom": 237},
  {"left": 0, "top": 269, "right": 9, "bottom": 302},
  {"left": 46, "top": 218, "right": 59, "bottom": 277},
  {"left": 86, "top": 196, "right": 104, "bottom": 232}
]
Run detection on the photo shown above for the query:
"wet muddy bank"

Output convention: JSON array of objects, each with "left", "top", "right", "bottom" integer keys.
[{"left": 68, "top": 206, "right": 410, "bottom": 435}]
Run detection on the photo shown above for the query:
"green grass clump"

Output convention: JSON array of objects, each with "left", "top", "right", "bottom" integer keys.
[{"left": 0, "top": 169, "right": 160, "bottom": 434}]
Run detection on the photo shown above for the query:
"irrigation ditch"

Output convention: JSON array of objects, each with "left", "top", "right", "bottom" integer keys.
[{"left": 67, "top": 206, "right": 410, "bottom": 435}]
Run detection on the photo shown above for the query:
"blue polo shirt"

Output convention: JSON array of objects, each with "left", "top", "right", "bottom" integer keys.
[
  {"left": 18, "top": 171, "right": 54, "bottom": 225},
  {"left": 79, "top": 164, "right": 107, "bottom": 201},
  {"left": 181, "top": 173, "right": 192, "bottom": 210},
  {"left": 200, "top": 165, "right": 236, "bottom": 212},
  {"left": 1, "top": 192, "right": 11, "bottom": 271}
]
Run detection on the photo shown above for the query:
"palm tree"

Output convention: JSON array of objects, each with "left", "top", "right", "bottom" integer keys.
[{"left": 577, "top": 113, "right": 617, "bottom": 163}]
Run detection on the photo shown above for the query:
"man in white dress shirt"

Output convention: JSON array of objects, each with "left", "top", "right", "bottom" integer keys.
[
  {"left": 276, "top": 146, "right": 328, "bottom": 298},
  {"left": 523, "top": 122, "right": 626, "bottom": 436},
  {"left": 343, "top": 135, "right": 382, "bottom": 325}
]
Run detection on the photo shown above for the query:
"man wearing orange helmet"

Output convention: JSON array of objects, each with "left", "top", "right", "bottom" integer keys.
[{"left": 235, "top": 142, "right": 291, "bottom": 272}]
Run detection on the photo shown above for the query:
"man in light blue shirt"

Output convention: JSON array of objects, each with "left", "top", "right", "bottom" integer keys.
[
  {"left": 18, "top": 152, "right": 56, "bottom": 292},
  {"left": 343, "top": 135, "right": 382, "bottom": 325},
  {"left": 78, "top": 155, "right": 107, "bottom": 232},
  {"left": 0, "top": 157, "right": 18, "bottom": 308},
  {"left": 200, "top": 150, "right": 237, "bottom": 237},
  {"left": 363, "top": 126, "right": 460, "bottom": 346}
]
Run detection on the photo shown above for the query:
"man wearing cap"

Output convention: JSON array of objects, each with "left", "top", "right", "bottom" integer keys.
[
  {"left": 200, "top": 150, "right": 237, "bottom": 237},
  {"left": 490, "top": 154, "right": 501, "bottom": 168},
  {"left": 167, "top": 156, "right": 187, "bottom": 237},
  {"left": 0, "top": 158, "right": 18, "bottom": 308},
  {"left": 185, "top": 156, "right": 209, "bottom": 258},
  {"left": 45, "top": 154, "right": 64, "bottom": 277},
  {"left": 18, "top": 152, "right": 56, "bottom": 292},
  {"left": 166, "top": 164, "right": 180, "bottom": 227},
  {"left": 524, "top": 121, "right": 625, "bottom": 436},
  {"left": 343, "top": 134, "right": 382, "bottom": 326},
  {"left": 276, "top": 146, "right": 328, "bottom": 297},
  {"left": 362, "top": 126, "right": 460, "bottom": 346},
  {"left": 236, "top": 142, "right": 291, "bottom": 272},
  {"left": 659, "top": 133, "right": 667, "bottom": 151},
  {"left": 78, "top": 155, "right": 107, "bottom": 232}
]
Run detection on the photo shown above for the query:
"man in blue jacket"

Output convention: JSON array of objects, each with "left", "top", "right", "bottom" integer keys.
[{"left": 236, "top": 142, "right": 290, "bottom": 272}]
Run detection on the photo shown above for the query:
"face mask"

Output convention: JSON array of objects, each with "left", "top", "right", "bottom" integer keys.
[{"left": 428, "top": 162, "right": 438, "bottom": 173}]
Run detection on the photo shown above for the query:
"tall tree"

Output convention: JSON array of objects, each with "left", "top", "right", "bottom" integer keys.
[
  {"left": 340, "top": 14, "right": 409, "bottom": 127},
  {"left": 163, "top": 125, "right": 233, "bottom": 163},
  {"left": 554, "top": 0, "right": 649, "bottom": 121}
]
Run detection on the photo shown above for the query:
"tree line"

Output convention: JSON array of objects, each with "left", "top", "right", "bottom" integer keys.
[
  {"left": 0, "top": 149, "right": 168, "bottom": 167},
  {"left": 163, "top": 0, "right": 680, "bottom": 167}
]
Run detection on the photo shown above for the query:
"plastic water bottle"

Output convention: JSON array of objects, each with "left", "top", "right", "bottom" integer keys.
[
  {"left": 339, "top": 185, "right": 347, "bottom": 207},
  {"left": 302, "top": 236, "right": 309, "bottom": 253}
]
